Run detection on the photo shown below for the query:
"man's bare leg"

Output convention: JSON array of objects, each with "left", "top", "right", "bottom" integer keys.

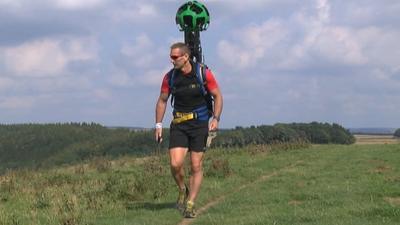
[
  {"left": 188, "top": 151, "right": 204, "bottom": 202},
  {"left": 169, "top": 147, "right": 189, "bottom": 190}
]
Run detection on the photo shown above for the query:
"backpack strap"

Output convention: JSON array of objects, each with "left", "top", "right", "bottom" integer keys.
[
  {"left": 194, "top": 62, "right": 208, "bottom": 96},
  {"left": 195, "top": 62, "right": 214, "bottom": 118},
  {"left": 168, "top": 68, "right": 176, "bottom": 107}
]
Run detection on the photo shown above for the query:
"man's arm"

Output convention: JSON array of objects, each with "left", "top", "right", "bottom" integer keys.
[
  {"left": 155, "top": 92, "right": 169, "bottom": 142},
  {"left": 209, "top": 87, "right": 223, "bottom": 131}
]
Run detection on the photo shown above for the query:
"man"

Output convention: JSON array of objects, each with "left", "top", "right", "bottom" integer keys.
[{"left": 155, "top": 42, "right": 223, "bottom": 218}]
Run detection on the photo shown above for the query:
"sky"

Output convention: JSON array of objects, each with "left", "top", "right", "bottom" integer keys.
[{"left": 0, "top": 0, "right": 399, "bottom": 128}]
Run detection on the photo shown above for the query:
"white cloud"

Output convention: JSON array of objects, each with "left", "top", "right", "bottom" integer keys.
[
  {"left": 309, "top": 26, "right": 367, "bottom": 65},
  {"left": 216, "top": 0, "right": 334, "bottom": 70},
  {"left": 92, "top": 89, "right": 113, "bottom": 101},
  {"left": 120, "top": 33, "right": 167, "bottom": 69},
  {"left": 207, "top": 0, "right": 285, "bottom": 11},
  {"left": 0, "top": 0, "right": 25, "bottom": 8},
  {"left": 111, "top": 3, "right": 158, "bottom": 22},
  {"left": 0, "top": 0, "right": 106, "bottom": 10},
  {"left": 32, "top": 76, "right": 93, "bottom": 93},
  {"left": 0, "top": 77, "right": 15, "bottom": 90},
  {"left": 108, "top": 71, "right": 135, "bottom": 87},
  {"left": 0, "top": 96, "right": 35, "bottom": 110},
  {"left": 287, "top": 24, "right": 400, "bottom": 69},
  {"left": 3, "top": 37, "right": 97, "bottom": 77},
  {"left": 217, "top": 19, "right": 288, "bottom": 69},
  {"left": 54, "top": 0, "right": 106, "bottom": 10},
  {"left": 4, "top": 39, "right": 67, "bottom": 76},
  {"left": 316, "top": 0, "right": 330, "bottom": 24},
  {"left": 140, "top": 68, "right": 168, "bottom": 86},
  {"left": 111, "top": 33, "right": 170, "bottom": 88},
  {"left": 355, "top": 27, "right": 400, "bottom": 69},
  {"left": 218, "top": 0, "right": 400, "bottom": 70},
  {"left": 121, "top": 34, "right": 155, "bottom": 68},
  {"left": 136, "top": 3, "right": 157, "bottom": 16},
  {"left": 292, "top": 0, "right": 367, "bottom": 66},
  {"left": 108, "top": 66, "right": 168, "bottom": 88},
  {"left": 66, "top": 38, "right": 97, "bottom": 61}
]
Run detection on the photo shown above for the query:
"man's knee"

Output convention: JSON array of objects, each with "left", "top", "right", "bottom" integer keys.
[
  {"left": 191, "top": 162, "right": 203, "bottom": 173},
  {"left": 170, "top": 161, "right": 184, "bottom": 171}
]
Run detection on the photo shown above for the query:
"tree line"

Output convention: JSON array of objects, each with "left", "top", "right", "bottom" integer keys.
[
  {"left": 0, "top": 122, "right": 354, "bottom": 173},
  {"left": 394, "top": 128, "right": 400, "bottom": 138},
  {"left": 213, "top": 122, "right": 355, "bottom": 147},
  {"left": 0, "top": 123, "right": 155, "bottom": 173}
]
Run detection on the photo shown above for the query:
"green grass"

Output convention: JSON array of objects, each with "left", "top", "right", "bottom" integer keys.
[
  {"left": 0, "top": 144, "right": 399, "bottom": 225},
  {"left": 194, "top": 144, "right": 400, "bottom": 225}
]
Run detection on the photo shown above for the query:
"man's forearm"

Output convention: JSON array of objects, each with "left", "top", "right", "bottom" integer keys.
[
  {"left": 213, "top": 93, "right": 223, "bottom": 119},
  {"left": 155, "top": 99, "right": 167, "bottom": 123}
]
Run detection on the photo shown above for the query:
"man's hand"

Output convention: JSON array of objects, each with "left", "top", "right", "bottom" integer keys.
[
  {"left": 208, "top": 86, "right": 222, "bottom": 132},
  {"left": 209, "top": 118, "right": 219, "bottom": 131},
  {"left": 155, "top": 127, "right": 163, "bottom": 143},
  {"left": 155, "top": 92, "right": 168, "bottom": 143}
]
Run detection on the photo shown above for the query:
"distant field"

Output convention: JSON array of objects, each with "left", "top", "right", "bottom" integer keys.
[{"left": 354, "top": 134, "right": 400, "bottom": 145}]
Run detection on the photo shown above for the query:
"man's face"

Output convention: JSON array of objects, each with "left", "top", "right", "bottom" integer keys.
[{"left": 170, "top": 48, "right": 188, "bottom": 69}]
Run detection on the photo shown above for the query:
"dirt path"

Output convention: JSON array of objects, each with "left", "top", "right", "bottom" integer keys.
[{"left": 177, "top": 161, "right": 302, "bottom": 225}]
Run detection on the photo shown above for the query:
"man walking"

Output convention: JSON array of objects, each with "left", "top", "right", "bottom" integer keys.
[{"left": 155, "top": 42, "right": 223, "bottom": 218}]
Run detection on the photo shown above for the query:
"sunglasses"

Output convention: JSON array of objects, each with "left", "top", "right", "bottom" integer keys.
[{"left": 170, "top": 54, "right": 183, "bottom": 60}]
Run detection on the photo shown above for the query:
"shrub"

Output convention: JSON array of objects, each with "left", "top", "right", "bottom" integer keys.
[
  {"left": 394, "top": 128, "right": 400, "bottom": 138},
  {"left": 204, "top": 157, "right": 232, "bottom": 178}
]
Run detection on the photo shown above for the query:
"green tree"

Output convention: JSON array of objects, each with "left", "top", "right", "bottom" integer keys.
[{"left": 394, "top": 128, "right": 400, "bottom": 138}]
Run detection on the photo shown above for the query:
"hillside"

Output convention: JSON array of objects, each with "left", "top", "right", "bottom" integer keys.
[
  {"left": 1, "top": 143, "right": 399, "bottom": 224},
  {"left": 0, "top": 122, "right": 354, "bottom": 173},
  {"left": 0, "top": 123, "right": 156, "bottom": 173}
]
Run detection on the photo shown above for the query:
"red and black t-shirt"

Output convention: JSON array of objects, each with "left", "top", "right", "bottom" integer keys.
[{"left": 160, "top": 65, "right": 218, "bottom": 112}]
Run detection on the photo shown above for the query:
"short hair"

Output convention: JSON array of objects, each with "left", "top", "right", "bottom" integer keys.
[{"left": 170, "top": 42, "right": 191, "bottom": 56}]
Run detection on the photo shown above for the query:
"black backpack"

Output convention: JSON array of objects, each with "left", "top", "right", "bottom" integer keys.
[{"left": 168, "top": 62, "right": 214, "bottom": 118}]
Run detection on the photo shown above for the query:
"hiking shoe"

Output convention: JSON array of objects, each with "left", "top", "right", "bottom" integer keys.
[
  {"left": 183, "top": 200, "right": 196, "bottom": 218},
  {"left": 176, "top": 185, "right": 189, "bottom": 211}
]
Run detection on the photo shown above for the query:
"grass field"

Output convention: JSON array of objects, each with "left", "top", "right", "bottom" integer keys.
[{"left": 0, "top": 142, "right": 399, "bottom": 225}]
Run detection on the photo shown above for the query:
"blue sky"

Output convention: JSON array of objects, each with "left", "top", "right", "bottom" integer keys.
[{"left": 1, "top": 0, "right": 399, "bottom": 128}]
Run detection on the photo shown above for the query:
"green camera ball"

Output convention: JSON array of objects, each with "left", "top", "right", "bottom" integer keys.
[{"left": 176, "top": 1, "right": 210, "bottom": 32}]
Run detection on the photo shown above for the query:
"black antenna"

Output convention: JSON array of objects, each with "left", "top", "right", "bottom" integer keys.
[{"left": 185, "top": 30, "right": 203, "bottom": 63}]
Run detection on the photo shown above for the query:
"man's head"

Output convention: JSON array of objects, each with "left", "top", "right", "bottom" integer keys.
[{"left": 170, "top": 42, "right": 190, "bottom": 69}]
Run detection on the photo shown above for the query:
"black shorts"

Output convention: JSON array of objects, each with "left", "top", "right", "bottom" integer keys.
[{"left": 169, "top": 120, "right": 209, "bottom": 152}]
